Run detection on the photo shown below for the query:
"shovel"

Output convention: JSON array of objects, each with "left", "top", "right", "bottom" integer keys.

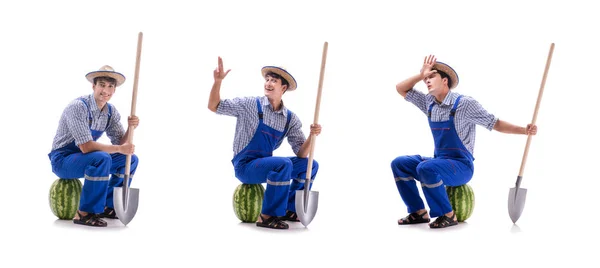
[
  {"left": 296, "top": 41, "right": 328, "bottom": 227},
  {"left": 114, "top": 32, "right": 143, "bottom": 225},
  {"left": 508, "top": 43, "right": 554, "bottom": 223}
]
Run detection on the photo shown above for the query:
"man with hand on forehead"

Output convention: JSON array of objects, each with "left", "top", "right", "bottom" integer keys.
[
  {"left": 208, "top": 57, "right": 321, "bottom": 230},
  {"left": 392, "top": 55, "right": 537, "bottom": 228},
  {"left": 48, "top": 65, "right": 140, "bottom": 227}
]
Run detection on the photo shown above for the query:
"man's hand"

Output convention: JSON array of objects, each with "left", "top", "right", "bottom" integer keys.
[
  {"left": 128, "top": 115, "right": 139, "bottom": 129},
  {"left": 310, "top": 124, "right": 322, "bottom": 136},
  {"left": 214, "top": 56, "right": 231, "bottom": 82},
  {"left": 420, "top": 55, "right": 438, "bottom": 80},
  {"left": 119, "top": 142, "right": 135, "bottom": 155},
  {"left": 525, "top": 124, "right": 537, "bottom": 135}
]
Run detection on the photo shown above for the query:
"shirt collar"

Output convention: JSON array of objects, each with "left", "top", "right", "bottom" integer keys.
[
  {"left": 433, "top": 91, "right": 458, "bottom": 107},
  {"left": 87, "top": 94, "right": 109, "bottom": 114},
  {"left": 260, "top": 96, "right": 288, "bottom": 117}
]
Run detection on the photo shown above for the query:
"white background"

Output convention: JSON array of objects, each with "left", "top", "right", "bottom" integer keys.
[{"left": 1, "top": 0, "right": 598, "bottom": 267}]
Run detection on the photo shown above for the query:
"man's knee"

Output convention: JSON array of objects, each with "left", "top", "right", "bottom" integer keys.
[
  {"left": 416, "top": 162, "right": 441, "bottom": 185},
  {"left": 391, "top": 156, "right": 410, "bottom": 169},
  {"left": 311, "top": 159, "right": 319, "bottom": 172},
  {"left": 90, "top": 152, "right": 112, "bottom": 167},
  {"left": 131, "top": 154, "right": 139, "bottom": 168},
  {"left": 277, "top": 157, "right": 293, "bottom": 172}
]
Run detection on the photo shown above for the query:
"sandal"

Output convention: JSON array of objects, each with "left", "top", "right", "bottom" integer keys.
[
  {"left": 398, "top": 211, "right": 430, "bottom": 225},
  {"left": 73, "top": 211, "right": 107, "bottom": 227},
  {"left": 429, "top": 212, "right": 458, "bottom": 229},
  {"left": 98, "top": 207, "right": 118, "bottom": 219},
  {"left": 256, "top": 214, "right": 289, "bottom": 229},
  {"left": 279, "top": 210, "right": 299, "bottom": 222}
]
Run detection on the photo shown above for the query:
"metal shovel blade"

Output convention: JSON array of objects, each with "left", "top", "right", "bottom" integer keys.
[
  {"left": 295, "top": 190, "right": 319, "bottom": 227},
  {"left": 508, "top": 187, "right": 527, "bottom": 223},
  {"left": 114, "top": 185, "right": 140, "bottom": 226}
]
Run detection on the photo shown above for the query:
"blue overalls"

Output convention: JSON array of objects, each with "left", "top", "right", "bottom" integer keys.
[
  {"left": 232, "top": 98, "right": 319, "bottom": 217},
  {"left": 391, "top": 96, "right": 474, "bottom": 217},
  {"left": 48, "top": 97, "right": 139, "bottom": 214}
]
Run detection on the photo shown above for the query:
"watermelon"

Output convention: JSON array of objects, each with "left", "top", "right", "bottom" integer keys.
[
  {"left": 49, "top": 178, "right": 82, "bottom": 220},
  {"left": 233, "top": 183, "right": 265, "bottom": 222},
  {"left": 446, "top": 184, "right": 475, "bottom": 222}
]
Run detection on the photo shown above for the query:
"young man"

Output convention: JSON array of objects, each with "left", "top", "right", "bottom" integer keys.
[
  {"left": 392, "top": 55, "right": 537, "bottom": 228},
  {"left": 208, "top": 57, "right": 321, "bottom": 230},
  {"left": 48, "top": 65, "right": 139, "bottom": 227}
]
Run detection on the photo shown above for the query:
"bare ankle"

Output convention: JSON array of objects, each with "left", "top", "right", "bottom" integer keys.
[
  {"left": 259, "top": 214, "right": 272, "bottom": 222},
  {"left": 417, "top": 209, "right": 429, "bottom": 218},
  {"left": 73, "top": 210, "right": 83, "bottom": 220}
]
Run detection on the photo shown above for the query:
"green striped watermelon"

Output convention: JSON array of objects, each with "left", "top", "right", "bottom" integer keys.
[
  {"left": 233, "top": 183, "right": 265, "bottom": 222},
  {"left": 49, "top": 178, "right": 82, "bottom": 220},
  {"left": 446, "top": 184, "right": 475, "bottom": 222}
]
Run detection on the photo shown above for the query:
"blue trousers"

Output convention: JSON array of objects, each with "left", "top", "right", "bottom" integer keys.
[
  {"left": 235, "top": 156, "right": 318, "bottom": 216},
  {"left": 50, "top": 151, "right": 139, "bottom": 213},
  {"left": 391, "top": 155, "right": 472, "bottom": 217}
]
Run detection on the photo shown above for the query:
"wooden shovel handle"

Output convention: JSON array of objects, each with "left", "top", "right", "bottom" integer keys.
[
  {"left": 125, "top": 32, "right": 143, "bottom": 177},
  {"left": 517, "top": 43, "right": 554, "bottom": 180},
  {"left": 130, "top": 32, "right": 143, "bottom": 119},
  {"left": 304, "top": 42, "right": 328, "bottom": 183},
  {"left": 312, "top": 42, "right": 328, "bottom": 125}
]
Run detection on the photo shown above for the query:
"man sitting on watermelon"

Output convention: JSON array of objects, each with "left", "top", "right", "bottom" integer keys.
[
  {"left": 392, "top": 55, "right": 537, "bottom": 228},
  {"left": 48, "top": 65, "right": 139, "bottom": 227},
  {"left": 208, "top": 57, "right": 321, "bottom": 230}
]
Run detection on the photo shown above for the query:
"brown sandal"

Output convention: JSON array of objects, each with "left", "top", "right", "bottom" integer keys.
[
  {"left": 429, "top": 212, "right": 458, "bottom": 228},
  {"left": 398, "top": 211, "right": 430, "bottom": 225},
  {"left": 256, "top": 215, "right": 289, "bottom": 229},
  {"left": 73, "top": 211, "right": 107, "bottom": 227}
]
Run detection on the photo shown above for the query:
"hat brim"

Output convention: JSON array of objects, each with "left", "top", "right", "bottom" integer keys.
[
  {"left": 261, "top": 66, "right": 297, "bottom": 91},
  {"left": 433, "top": 62, "right": 459, "bottom": 89},
  {"left": 85, "top": 71, "right": 126, "bottom": 87}
]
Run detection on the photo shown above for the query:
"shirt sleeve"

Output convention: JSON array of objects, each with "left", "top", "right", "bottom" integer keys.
[
  {"left": 405, "top": 89, "right": 428, "bottom": 115},
  {"left": 216, "top": 97, "right": 252, "bottom": 117},
  {"left": 286, "top": 113, "right": 306, "bottom": 155},
  {"left": 106, "top": 105, "right": 126, "bottom": 145},
  {"left": 65, "top": 101, "right": 93, "bottom": 146},
  {"left": 461, "top": 97, "right": 498, "bottom": 131}
]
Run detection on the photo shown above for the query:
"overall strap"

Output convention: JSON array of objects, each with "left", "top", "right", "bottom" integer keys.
[
  {"left": 256, "top": 97, "right": 263, "bottom": 121},
  {"left": 450, "top": 95, "right": 463, "bottom": 117},
  {"left": 79, "top": 97, "right": 92, "bottom": 127},
  {"left": 427, "top": 102, "right": 435, "bottom": 118},
  {"left": 105, "top": 104, "right": 112, "bottom": 129},
  {"left": 282, "top": 110, "right": 292, "bottom": 137},
  {"left": 274, "top": 110, "right": 293, "bottom": 150}
]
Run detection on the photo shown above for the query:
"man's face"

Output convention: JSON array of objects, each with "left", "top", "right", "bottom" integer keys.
[
  {"left": 92, "top": 78, "right": 116, "bottom": 106},
  {"left": 264, "top": 75, "right": 287, "bottom": 99},
  {"left": 424, "top": 72, "right": 448, "bottom": 94}
]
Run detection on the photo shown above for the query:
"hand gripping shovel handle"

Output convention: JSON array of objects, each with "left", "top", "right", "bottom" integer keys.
[
  {"left": 123, "top": 32, "right": 143, "bottom": 205},
  {"left": 515, "top": 43, "right": 554, "bottom": 188},
  {"left": 302, "top": 42, "right": 328, "bottom": 209}
]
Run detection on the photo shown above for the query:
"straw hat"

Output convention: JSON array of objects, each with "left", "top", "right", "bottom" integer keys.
[
  {"left": 433, "top": 62, "right": 459, "bottom": 89},
  {"left": 261, "top": 66, "right": 297, "bottom": 91},
  {"left": 85, "top": 65, "right": 126, "bottom": 87}
]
